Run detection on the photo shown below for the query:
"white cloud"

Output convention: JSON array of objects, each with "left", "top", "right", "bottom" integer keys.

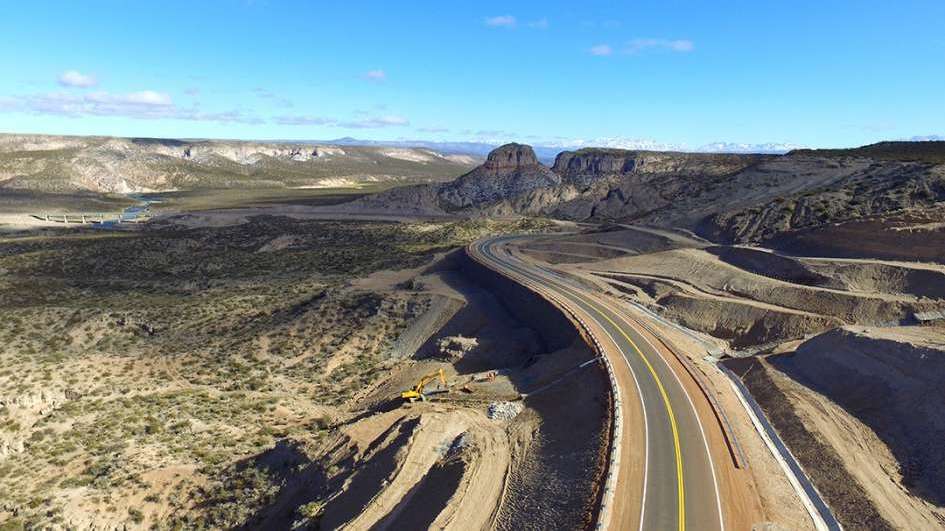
[
  {"left": 252, "top": 87, "right": 293, "bottom": 107},
  {"left": 696, "top": 141, "right": 802, "bottom": 153},
  {"left": 275, "top": 114, "right": 409, "bottom": 129},
  {"left": 454, "top": 129, "right": 519, "bottom": 143},
  {"left": 274, "top": 115, "right": 336, "bottom": 126},
  {"left": 624, "top": 38, "right": 694, "bottom": 54},
  {"left": 536, "top": 137, "right": 800, "bottom": 153},
  {"left": 417, "top": 126, "right": 450, "bottom": 133},
  {"left": 528, "top": 18, "right": 549, "bottom": 29},
  {"left": 58, "top": 70, "right": 98, "bottom": 88},
  {"left": 124, "top": 90, "right": 173, "bottom": 106},
  {"left": 362, "top": 69, "right": 387, "bottom": 82},
  {"left": 589, "top": 44, "right": 613, "bottom": 56},
  {"left": 909, "top": 135, "right": 945, "bottom": 141},
  {"left": 542, "top": 137, "right": 685, "bottom": 151},
  {"left": 484, "top": 15, "right": 516, "bottom": 28},
  {"left": 342, "top": 115, "right": 409, "bottom": 129},
  {"left": 4, "top": 90, "right": 261, "bottom": 124}
]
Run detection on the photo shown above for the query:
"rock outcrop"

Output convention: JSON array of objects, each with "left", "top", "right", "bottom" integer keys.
[
  {"left": 354, "top": 141, "right": 945, "bottom": 249},
  {"left": 438, "top": 143, "right": 561, "bottom": 209},
  {"left": 552, "top": 149, "right": 762, "bottom": 187}
]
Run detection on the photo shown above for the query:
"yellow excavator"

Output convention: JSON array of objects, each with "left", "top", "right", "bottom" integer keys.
[{"left": 401, "top": 368, "right": 447, "bottom": 402}]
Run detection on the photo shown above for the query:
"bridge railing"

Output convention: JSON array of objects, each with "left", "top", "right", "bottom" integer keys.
[{"left": 29, "top": 212, "right": 152, "bottom": 224}]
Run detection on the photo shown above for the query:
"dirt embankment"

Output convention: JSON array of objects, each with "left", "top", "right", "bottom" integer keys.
[
  {"left": 580, "top": 245, "right": 944, "bottom": 350},
  {"left": 770, "top": 327, "right": 945, "bottom": 507},
  {"left": 454, "top": 250, "right": 611, "bottom": 530},
  {"left": 208, "top": 249, "right": 611, "bottom": 530},
  {"left": 766, "top": 210, "right": 945, "bottom": 265},
  {"left": 705, "top": 246, "right": 838, "bottom": 288},
  {"left": 724, "top": 355, "right": 895, "bottom": 530},
  {"left": 804, "top": 260, "right": 945, "bottom": 299},
  {"left": 727, "top": 326, "right": 945, "bottom": 530}
]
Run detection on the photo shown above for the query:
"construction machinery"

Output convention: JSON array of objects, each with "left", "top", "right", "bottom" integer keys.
[{"left": 401, "top": 368, "right": 447, "bottom": 402}]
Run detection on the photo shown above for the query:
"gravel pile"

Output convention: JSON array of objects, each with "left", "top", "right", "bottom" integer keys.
[{"left": 487, "top": 401, "right": 524, "bottom": 421}]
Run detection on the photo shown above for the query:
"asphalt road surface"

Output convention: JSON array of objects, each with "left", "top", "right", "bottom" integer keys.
[{"left": 473, "top": 236, "right": 724, "bottom": 531}]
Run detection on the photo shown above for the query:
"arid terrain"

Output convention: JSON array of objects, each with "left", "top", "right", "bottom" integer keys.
[
  {"left": 514, "top": 225, "right": 945, "bottom": 529},
  {"left": 0, "top": 209, "right": 618, "bottom": 529},
  {"left": 0, "top": 134, "right": 478, "bottom": 194},
  {"left": 2, "top": 136, "right": 944, "bottom": 530}
]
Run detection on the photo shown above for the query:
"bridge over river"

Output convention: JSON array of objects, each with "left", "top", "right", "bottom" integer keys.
[{"left": 30, "top": 196, "right": 157, "bottom": 227}]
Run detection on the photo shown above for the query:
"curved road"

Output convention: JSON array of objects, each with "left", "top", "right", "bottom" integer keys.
[{"left": 472, "top": 235, "right": 725, "bottom": 531}]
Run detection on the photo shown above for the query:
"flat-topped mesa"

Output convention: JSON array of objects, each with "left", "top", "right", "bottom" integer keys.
[
  {"left": 551, "top": 148, "right": 769, "bottom": 186},
  {"left": 552, "top": 149, "right": 646, "bottom": 176},
  {"left": 481, "top": 143, "right": 543, "bottom": 174}
]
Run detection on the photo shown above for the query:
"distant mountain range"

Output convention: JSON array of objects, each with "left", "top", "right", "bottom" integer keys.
[{"left": 0, "top": 134, "right": 478, "bottom": 193}]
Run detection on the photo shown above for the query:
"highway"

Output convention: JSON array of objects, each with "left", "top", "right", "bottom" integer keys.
[{"left": 471, "top": 235, "right": 725, "bottom": 531}]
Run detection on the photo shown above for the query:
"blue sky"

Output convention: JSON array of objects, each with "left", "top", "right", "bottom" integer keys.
[{"left": 1, "top": 0, "right": 943, "bottom": 149}]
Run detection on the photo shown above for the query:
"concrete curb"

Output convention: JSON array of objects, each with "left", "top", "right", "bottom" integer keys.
[
  {"left": 718, "top": 363, "right": 842, "bottom": 531},
  {"left": 466, "top": 239, "right": 623, "bottom": 531}
]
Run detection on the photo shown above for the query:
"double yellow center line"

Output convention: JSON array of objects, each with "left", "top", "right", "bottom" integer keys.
[
  {"left": 484, "top": 242, "right": 686, "bottom": 531},
  {"left": 581, "top": 297, "right": 686, "bottom": 531}
]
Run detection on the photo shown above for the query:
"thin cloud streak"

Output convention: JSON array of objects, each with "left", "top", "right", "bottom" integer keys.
[
  {"left": 484, "top": 15, "right": 516, "bottom": 27},
  {"left": 4, "top": 90, "right": 262, "bottom": 124},
  {"left": 274, "top": 114, "right": 409, "bottom": 129},
  {"left": 362, "top": 69, "right": 387, "bottom": 82},
  {"left": 624, "top": 38, "right": 694, "bottom": 54},
  {"left": 58, "top": 70, "right": 98, "bottom": 88}
]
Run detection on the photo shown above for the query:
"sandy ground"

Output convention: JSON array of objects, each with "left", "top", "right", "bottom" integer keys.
[
  {"left": 763, "top": 359, "right": 945, "bottom": 529},
  {"left": 509, "top": 225, "right": 945, "bottom": 529}
]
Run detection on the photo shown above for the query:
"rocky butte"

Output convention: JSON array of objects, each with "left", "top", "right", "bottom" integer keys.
[{"left": 350, "top": 141, "right": 945, "bottom": 249}]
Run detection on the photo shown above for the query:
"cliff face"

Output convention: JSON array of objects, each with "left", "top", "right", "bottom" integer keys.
[
  {"left": 700, "top": 160, "right": 945, "bottom": 243},
  {"left": 427, "top": 145, "right": 767, "bottom": 216},
  {"left": 552, "top": 149, "right": 765, "bottom": 185},
  {"left": 480, "top": 143, "right": 542, "bottom": 174}
]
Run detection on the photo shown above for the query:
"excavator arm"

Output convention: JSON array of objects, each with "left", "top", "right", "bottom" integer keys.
[{"left": 401, "top": 368, "right": 446, "bottom": 402}]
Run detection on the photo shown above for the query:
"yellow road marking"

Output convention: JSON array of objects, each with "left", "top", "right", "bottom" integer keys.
[
  {"left": 579, "top": 297, "right": 686, "bottom": 531},
  {"left": 479, "top": 241, "right": 686, "bottom": 530}
]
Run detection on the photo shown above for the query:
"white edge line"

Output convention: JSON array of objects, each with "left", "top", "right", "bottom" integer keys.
[
  {"left": 605, "top": 302, "right": 725, "bottom": 531},
  {"left": 591, "top": 313, "right": 651, "bottom": 531},
  {"left": 474, "top": 238, "right": 647, "bottom": 531}
]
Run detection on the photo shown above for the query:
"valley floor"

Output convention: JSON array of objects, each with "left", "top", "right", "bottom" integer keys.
[{"left": 0, "top": 202, "right": 606, "bottom": 529}]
